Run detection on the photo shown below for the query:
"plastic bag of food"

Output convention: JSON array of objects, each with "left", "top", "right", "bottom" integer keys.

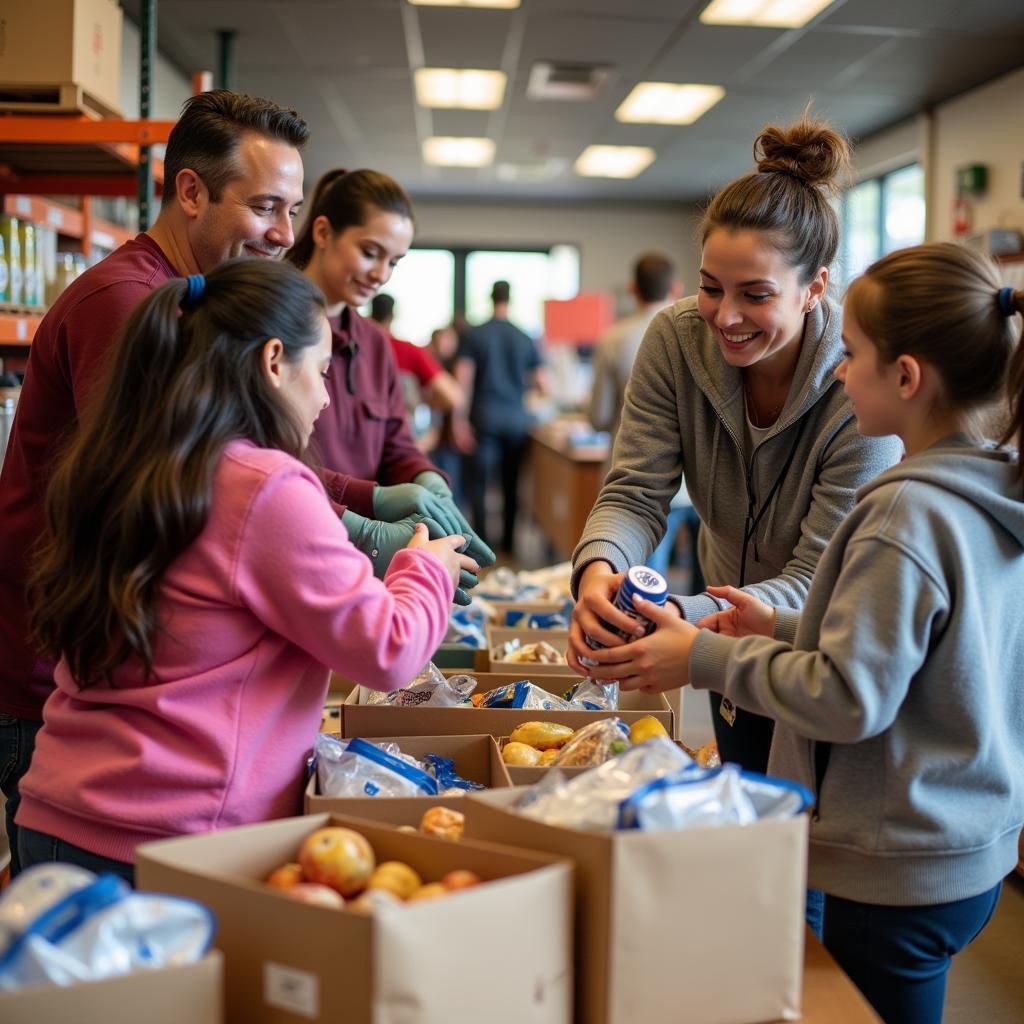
[
  {"left": 445, "top": 606, "right": 488, "bottom": 649},
  {"left": 550, "top": 718, "right": 630, "bottom": 767},
  {"left": 423, "top": 753, "right": 486, "bottom": 793},
  {"left": 518, "top": 735, "right": 692, "bottom": 831},
  {"left": 616, "top": 764, "right": 813, "bottom": 831},
  {"left": 0, "top": 866, "right": 213, "bottom": 990},
  {"left": 679, "top": 739, "right": 721, "bottom": 768},
  {"left": 490, "top": 639, "right": 565, "bottom": 665},
  {"left": 561, "top": 678, "right": 618, "bottom": 711},
  {"left": 479, "top": 680, "right": 572, "bottom": 711},
  {"left": 365, "top": 663, "right": 476, "bottom": 707},
  {"left": 504, "top": 598, "right": 574, "bottom": 629},
  {"left": 315, "top": 734, "right": 438, "bottom": 798}
]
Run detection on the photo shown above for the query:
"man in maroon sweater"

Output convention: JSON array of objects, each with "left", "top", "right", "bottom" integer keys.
[{"left": 0, "top": 90, "right": 315, "bottom": 874}]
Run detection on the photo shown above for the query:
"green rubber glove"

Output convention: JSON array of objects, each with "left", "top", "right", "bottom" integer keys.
[
  {"left": 342, "top": 510, "right": 444, "bottom": 579},
  {"left": 413, "top": 471, "right": 496, "bottom": 568},
  {"left": 372, "top": 482, "right": 463, "bottom": 538}
]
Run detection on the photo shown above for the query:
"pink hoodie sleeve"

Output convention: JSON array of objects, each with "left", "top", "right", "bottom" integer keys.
[{"left": 230, "top": 460, "right": 454, "bottom": 691}]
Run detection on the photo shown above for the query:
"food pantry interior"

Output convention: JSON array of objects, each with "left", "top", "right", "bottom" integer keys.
[{"left": 0, "top": 1, "right": 1023, "bottom": 1023}]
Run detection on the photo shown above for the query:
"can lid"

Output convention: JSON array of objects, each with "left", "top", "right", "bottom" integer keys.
[{"left": 622, "top": 565, "right": 668, "bottom": 604}]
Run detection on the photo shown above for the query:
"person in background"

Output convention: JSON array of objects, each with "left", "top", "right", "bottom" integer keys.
[
  {"left": 425, "top": 323, "right": 471, "bottom": 503},
  {"left": 368, "top": 293, "right": 465, "bottom": 450},
  {"left": 455, "top": 280, "right": 549, "bottom": 555},
  {"left": 17, "top": 259, "right": 475, "bottom": 880},
  {"left": 580, "top": 244, "right": 1024, "bottom": 1024},
  {"left": 588, "top": 252, "right": 701, "bottom": 586},
  {"left": 569, "top": 114, "right": 902, "bottom": 779},
  {"left": 0, "top": 89, "right": 310, "bottom": 876},
  {"left": 285, "top": 169, "right": 493, "bottom": 595}
]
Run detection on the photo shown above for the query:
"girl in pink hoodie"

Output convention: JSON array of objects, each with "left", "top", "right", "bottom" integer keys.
[{"left": 16, "top": 258, "right": 474, "bottom": 879}]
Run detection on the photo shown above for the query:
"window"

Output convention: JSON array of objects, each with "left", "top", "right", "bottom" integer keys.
[
  {"left": 838, "top": 164, "right": 925, "bottom": 290},
  {"left": 363, "top": 244, "right": 581, "bottom": 345}
]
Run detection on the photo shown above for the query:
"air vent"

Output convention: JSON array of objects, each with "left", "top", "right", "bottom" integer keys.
[{"left": 527, "top": 61, "right": 612, "bottom": 101}]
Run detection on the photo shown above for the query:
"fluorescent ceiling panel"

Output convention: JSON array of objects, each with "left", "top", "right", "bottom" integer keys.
[
  {"left": 699, "top": 0, "right": 835, "bottom": 28},
  {"left": 616, "top": 82, "right": 725, "bottom": 124},
  {"left": 574, "top": 145, "right": 656, "bottom": 179},
  {"left": 414, "top": 68, "right": 507, "bottom": 109},
  {"left": 423, "top": 136, "right": 496, "bottom": 167}
]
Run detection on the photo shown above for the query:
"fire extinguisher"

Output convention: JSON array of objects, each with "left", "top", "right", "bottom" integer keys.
[{"left": 953, "top": 194, "right": 972, "bottom": 237}]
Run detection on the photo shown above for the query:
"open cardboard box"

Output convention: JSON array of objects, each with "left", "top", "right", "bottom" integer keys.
[
  {"left": 484, "top": 598, "right": 571, "bottom": 627},
  {"left": 136, "top": 813, "right": 573, "bottom": 1024},
  {"left": 487, "top": 626, "right": 575, "bottom": 677},
  {"left": 464, "top": 787, "right": 806, "bottom": 1024},
  {"left": 0, "top": 951, "right": 223, "bottom": 1024},
  {"left": 304, "top": 734, "right": 512, "bottom": 823},
  {"left": 342, "top": 674, "right": 673, "bottom": 739}
]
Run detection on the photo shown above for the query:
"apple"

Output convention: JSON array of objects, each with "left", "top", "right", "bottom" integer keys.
[
  {"left": 441, "top": 869, "right": 481, "bottom": 891},
  {"left": 286, "top": 883, "right": 345, "bottom": 909},
  {"left": 367, "top": 861, "right": 422, "bottom": 901},
  {"left": 266, "top": 862, "right": 304, "bottom": 891},
  {"left": 298, "top": 827, "right": 375, "bottom": 897},
  {"left": 419, "top": 806, "right": 465, "bottom": 841}
]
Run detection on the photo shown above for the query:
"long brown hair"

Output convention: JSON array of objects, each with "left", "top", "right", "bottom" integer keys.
[
  {"left": 701, "top": 111, "right": 850, "bottom": 283},
  {"left": 845, "top": 243, "right": 1023, "bottom": 477},
  {"left": 29, "top": 259, "right": 326, "bottom": 687},
  {"left": 286, "top": 168, "right": 415, "bottom": 271}
]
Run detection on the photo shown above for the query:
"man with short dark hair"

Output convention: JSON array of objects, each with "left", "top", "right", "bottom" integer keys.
[
  {"left": 0, "top": 89, "right": 309, "bottom": 875},
  {"left": 455, "top": 281, "right": 547, "bottom": 554}
]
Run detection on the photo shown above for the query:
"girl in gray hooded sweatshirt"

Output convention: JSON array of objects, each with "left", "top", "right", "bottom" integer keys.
[{"left": 582, "top": 243, "right": 1024, "bottom": 1024}]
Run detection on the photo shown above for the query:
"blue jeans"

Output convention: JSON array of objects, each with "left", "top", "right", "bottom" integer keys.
[
  {"left": 806, "top": 886, "right": 825, "bottom": 940},
  {"left": 18, "top": 826, "right": 135, "bottom": 885},
  {"left": 0, "top": 712, "right": 42, "bottom": 877},
  {"left": 823, "top": 884, "right": 1002, "bottom": 1024}
]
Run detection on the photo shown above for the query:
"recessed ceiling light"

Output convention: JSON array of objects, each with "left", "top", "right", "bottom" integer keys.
[
  {"left": 699, "top": 0, "right": 835, "bottom": 28},
  {"left": 616, "top": 83, "right": 725, "bottom": 125},
  {"left": 414, "top": 68, "right": 507, "bottom": 110},
  {"left": 407, "top": 0, "right": 520, "bottom": 8},
  {"left": 423, "top": 136, "right": 495, "bottom": 167},
  {"left": 574, "top": 145, "right": 656, "bottom": 179}
]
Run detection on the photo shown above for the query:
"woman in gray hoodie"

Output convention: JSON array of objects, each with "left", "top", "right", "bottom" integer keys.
[
  {"left": 583, "top": 244, "right": 1024, "bottom": 1024},
  {"left": 569, "top": 115, "right": 902, "bottom": 773}
]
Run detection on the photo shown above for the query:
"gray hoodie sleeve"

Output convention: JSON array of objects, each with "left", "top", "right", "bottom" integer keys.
[{"left": 688, "top": 532, "right": 949, "bottom": 743}]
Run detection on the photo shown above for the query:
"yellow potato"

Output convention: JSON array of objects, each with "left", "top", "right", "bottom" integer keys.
[
  {"left": 367, "top": 860, "right": 423, "bottom": 900},
  {"left": 509, "top": 721, "right": 575, "bottom": 750},
  {"left": 538, "top": 748, "right": 559, "bottom": 766},
  {"left": 502, "top": 741, "right": 542, "bottom": 766},
  {"left": 629, "top": 715, "right": 669, "bottom": 746}
]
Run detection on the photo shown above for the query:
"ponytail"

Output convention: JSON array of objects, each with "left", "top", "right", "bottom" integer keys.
[
  {"left": 998, "top": 287, "right": 1024, "bottom": 478},
  {"left": 29, "top": 259, "right": 326, "bottom": 687}
]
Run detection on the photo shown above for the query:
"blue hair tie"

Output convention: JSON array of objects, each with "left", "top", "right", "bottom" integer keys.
[
  {"left": 997, "top": 286, "right": 1016, "bottom": 318},
  {"left": 182, "top": 274, "right": 206, "bottom": 309}
]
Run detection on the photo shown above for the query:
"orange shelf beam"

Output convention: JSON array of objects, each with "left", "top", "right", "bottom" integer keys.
[
  {"left": 0, "top": 310, "right": 42, "bottom": 346},
  {"left": 0, "top": 117, "right": 174, "bottom": 146}
]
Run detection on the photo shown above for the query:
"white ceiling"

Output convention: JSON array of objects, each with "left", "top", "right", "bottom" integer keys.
[{"left": 125, "top": 0, "right": 1024, "bottom": 204}]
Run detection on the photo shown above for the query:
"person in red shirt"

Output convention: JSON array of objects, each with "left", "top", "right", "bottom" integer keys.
[
  {"left": 369, "top": 292, "right": 465, "bottom": 449},
  {"left": 285, "top": 169, "right": 493, "bottom": 585},
  {"left": 0, "top": 89, "right": 311, "bottom": 876}
]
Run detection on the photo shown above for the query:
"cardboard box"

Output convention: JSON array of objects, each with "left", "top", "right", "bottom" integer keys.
[
  {"left": 0, "top": 951, "right": 223, "bottom": 1024},
  {"left": 342, "top": 675, "right": 673, "bottom": 739},
  {"left": 304, "top": 734, "right": 512, "bottom": 821},
  {"left": 0, "top": 0, "right": 123, "bottom": 117},
  {"left": 464, "top": 788, "right": 806, "bottom": 1024},
  {"left": 136, "top": 813, "right": 573, "bottom": 1024},
  {"left": 487, "top": 626, "right": 575, "bottom": 676},
  {"left": 485, "top": 599, "right": 570, "bottom": 626},
  {"left": 429, "top": 642, "right": 489, "bottom": 671}
]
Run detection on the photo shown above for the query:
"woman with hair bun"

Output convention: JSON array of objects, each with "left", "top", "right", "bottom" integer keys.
[{"left": 570, "top": 114, "right": 902, "bottom": 779}]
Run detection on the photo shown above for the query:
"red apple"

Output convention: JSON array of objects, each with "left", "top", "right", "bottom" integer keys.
[
  {"left": 441, "top": 869, "right": 481, "bottom": 891},
  {"left": 298, "top": 826, "right": 375, "bottom": 897},
  {"left": 286, "top": 883, "right": 345, "bottom": 909},
  {"left": 266, "top": 862, "right": 304, "bottom": 891}
]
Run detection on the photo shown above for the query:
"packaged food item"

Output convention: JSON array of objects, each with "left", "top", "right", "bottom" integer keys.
[
  {"left": 561, "top": 678, "right": 618, "bottom": 710},
  {"left": 680, "top": 739, "right": 721, "bottom": 768},
  {"left": 550, "top": 718, "right": 630, "bottom": 767},
  {"left": 479, "top": 680, "right": 572, "bottom": 711},
  {"left": 365, "top": 663, "right": 476, "bottom": 707},
  {"left": 491, "top": 638, "right": 565, "bottom": 665},
  {"left": 508, "top": 721, "right": 575, "bottom": 750},
  {"left": 423, "top": 753, "right": 486, "bottom": 792},
  {"left": 316, "top": 735, "right": 438, "bottom": 799},
  {"left": 579, "top": 565, "right": 668, "bottom": 668}
]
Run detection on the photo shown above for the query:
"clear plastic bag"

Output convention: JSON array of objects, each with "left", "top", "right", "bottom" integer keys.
[
  {"left": 550, "top": 718, "right": 630, "bottom": 768},
  {"left": 479, "top": 680, "right": 572, "bottom": 711},
  {"left": 561, "top": 679, "right": 618, "bottom": 711},
  {"left": 0, "top": 866, "right": 213, "bottom": 990},
  {"left": 518, "top": 735, "right": 692, "bottom": 831},
  {"left": 315, "top": 733, "right": 438, "bottom": 798},
  {"left": 617, "top": 765, "right": 813, "bottom": 831},
  {"left": 445, "top": 605, "right": 488, "bottom": 649},
  {"left": 365, "top": 662, "right": 476, "bottom": 708}
]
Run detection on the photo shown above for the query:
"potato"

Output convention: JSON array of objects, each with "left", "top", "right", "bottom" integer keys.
[
  {"left": 509, "top": 721, "right": 575, "bottom": 750},
  {"left": 501, "top": 741, "right": 541, "bottom": 766},
  {"left": 538, "top": 748, "right": 560, "bottom": 766}
]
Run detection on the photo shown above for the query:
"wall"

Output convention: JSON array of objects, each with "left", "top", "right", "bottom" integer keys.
[
  {"left": 118, "top": 19, "right": 192, "bottom": 120},
  {"left": 413, "top": 200, "right": 702, "bottom": 316}
]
